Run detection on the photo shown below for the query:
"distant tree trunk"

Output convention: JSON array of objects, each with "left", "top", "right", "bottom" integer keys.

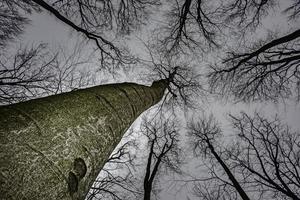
[
  {"left": 206, "top": 141, "right": 251, "bottom": 200},
  {"left": 0, "top": 79, "right": 168, "bottom": 200}
]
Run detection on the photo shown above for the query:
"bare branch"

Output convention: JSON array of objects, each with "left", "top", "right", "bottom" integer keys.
[
  {"left": 220, "top": 0, "right": 276, "bottom": 30},
  {"left": 209, "top": 29, "right": 300, "bottom": 102},
  {"left": 0, "top": 43, "right": 93, "bottom": 104},
  {"left": 227, "top": 112, "right": 300, "bottom": 199},
  {"left": 140, "top": 43, "right": 205, "bottom": 111},
  {"left": 188, "top": 115, "right": 251, "bottom": 200},
  {"left": 0, "top": 1, "right": 36, "bottom": 48},
  {"left": 31, "top": 0, "right": 137, "bottom": 69},
  {"left": 158, "top": 0, "right": 220, "bottom": 54},
  {"left": 141, "top": 116, "right": 182, "bottom": 200},
  {"left": 283, "top": 0, "right": 300, "bottom": 20}
]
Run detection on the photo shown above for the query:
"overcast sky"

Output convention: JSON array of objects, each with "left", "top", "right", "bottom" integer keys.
[{"left": 17, "top": 1, "right": 300, "bottom": 199}]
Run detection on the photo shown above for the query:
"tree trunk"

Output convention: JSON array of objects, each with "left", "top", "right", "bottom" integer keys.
[
  {"left": 143, "top": 187, "right": 152, "bottom": 200},
  {"left": 0, "top": 80, "right": 168, "bottom": 200},
  {"left": 207, "top": 142, "right": 250, "bottom": 200}
]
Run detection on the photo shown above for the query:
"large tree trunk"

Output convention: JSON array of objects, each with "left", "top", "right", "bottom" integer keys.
[{"left": 0, "top": 80, "right": 167, "bottom": 200}]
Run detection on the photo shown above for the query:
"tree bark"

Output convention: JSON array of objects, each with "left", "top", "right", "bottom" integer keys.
[{"left": 0, "top": 80, "right": 167, "bottom": 200}]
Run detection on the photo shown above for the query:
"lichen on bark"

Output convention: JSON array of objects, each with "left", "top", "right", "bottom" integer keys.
[{"left": 0, "top": 80, "right": 167, "bottom": 200}]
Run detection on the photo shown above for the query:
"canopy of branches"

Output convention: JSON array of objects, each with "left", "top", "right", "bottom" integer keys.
[{"left": 1, "top": 0, "right": 299, "bottom": 200}]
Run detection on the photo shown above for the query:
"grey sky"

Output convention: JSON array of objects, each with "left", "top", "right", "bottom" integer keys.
[{"left": 12, "top": 0, "right": 300, "bottom": 199}]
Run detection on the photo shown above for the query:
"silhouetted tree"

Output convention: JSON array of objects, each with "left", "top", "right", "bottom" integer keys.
[
  {"left": 219, "top": 0, "right": 276, "bottom": 30},
  {"left": 47, "top": 0, "right": 160, "bottom": 35},
  {"left": 29, "top": 0, "right": 160, "bottom": 69},
  {"left": 188, "top": 115, "right": 250, "bottom": 200},
  {"left": 155, "top": 0, "right": 300, "bottom": 104},
  {"left": 141, "top": 116, "right": 182, "bottom": 200},
  {"left": 157, "top": 0, "right": 295, "bottom": 55},
  {"left": 1, "top": 0, "right": 300, "bottom": 200},
  {"left": 227, "top": 112, "right": 300, "bottom": 200},
  {"left": 209, "top": 29, "right": 300, "bottom": 102},
  {"left": 0, "top": 0, "right": 39, "bottom": 48},
  {"left": 87, "top": 138, "right": 140, "bottom": 200},
  {"left": 0, "top": 43, "right": 94, "bottom": 104},
  {"left": 142, "top": 43, "right": 203, "bottom": 111},
  {"left": 87, "top": 113, "right": 184, "bottom": 200},
  {"left": 1, "top": 0, "right": 160, "bottom": 69},
  {"left": 158, "top": 0, "right": 220, "bottom": 54},
  {"left": 188, "top": 113, "right": 300, "bottom": 200}
]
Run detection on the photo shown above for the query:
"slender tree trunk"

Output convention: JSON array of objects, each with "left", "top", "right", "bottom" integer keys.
[
  {"left": 143, "top": 140, "right": 154, "bottom": 200},
  {"left": 144, "top": 186, "right": 152, "bottom": 200},
  {"left": 207, "top": 142, "right": 251, "bottom": 200},
  {"left": 0, "top": 80, "right": 168, "bottom": 200}
]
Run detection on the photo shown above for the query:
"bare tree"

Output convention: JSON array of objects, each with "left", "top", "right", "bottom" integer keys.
[
  {"left": 1, "top": 0, "right": 40, "bottom": 11},
  {"left": 28, "top": 0, "right": 160, "bottom": 69},
  {"left": 2, "top": 0, "right": 300, "bottom": 199},
  {"left": 87, "top": 115, "right": 182, "bottom": 200},
  {"left": 188, "top": 115, "right": 251, "bottom": 200},
  {"left": 48, "top": 0, "right": 160, "bottom": 35},
  {"left": 0, "top": 43, "right": 94, "bottom": 104},
  {"left": 219, "top": 0, "right": 276, "bottom": 31},
  {"left": 87, "top": 138, "right": 140, "bottom": 200},
  {"left": 209, "top": 29, "right": 300, "bottom": 102},
  {"left": 0, "top": 0, "right": 160, "bottom": 70},
  {"left": 158, "top": 0, "right": 221, "bottom": 54},
  {"left": 156, "top": 0, "right": 287, "bottom": 55},
  {"left": 140, "top": 116, "right": 182, "bottom": 200},
  {"left": 192, "top": 180, "right": 239, "bottom": 200},
  {"left": 227, "top": 112, "right": 300, "bottom": 200},
  {"left": 188, "top": 113, "right": 300, "bottom": 200},
  {"left": 141, "top": 43, "right": 204, "bottom": 111},
  {"left": 0, "top": 72, "right": 175, "bottom": 199},
  {"left": 0, "top": 44, "right": 56, "bottom": 104},
  {"left": 0, "top": 0, "right": 39, "bottom": 48}
]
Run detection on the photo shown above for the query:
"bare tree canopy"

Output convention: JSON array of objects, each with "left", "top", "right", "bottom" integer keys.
[
  {"left": 228, "top": 112, "right": 300, "bottom": 200},
  {"left": 0, "top": 0, "right": 38, "bottom": 48},
  {"left": 188, "top": 113, "right": 300, "bottom": 200},
  {"left": 29, "top": 0, "right": 151, "bottom": 68},
  {"left": 156, "top": 0, "right": 297, "bottom": 55},
  {"left": 47, "top": 0, "right": 160, "bottom": 35},
  {"left": 0, "top": 44, "right": 56, "bottom": 103},
  {"left": 209, "top": 29, "right": 300, "bottom": 102},
  {"left": 87, "top": 115, "right": 183, "bottom": 200},
  {"left": 219, "top": 0, "right": 276, "bottom": 30},
  {"left": 188, "top": 115, "right": 250, "bottom": 200},
  {"left": 1, "top": 0, "right": 160, "bottom": 69},
  {"left": 87, "top": 139, "right": 140, "bottom": 200},
  {"left": 1, "top": 0, "right": 300, "bottom": 199},
  {"left": 141, "top": 116, "right": 182, "bottom": 200},
  {"left": 158, "top": 0, "right": 221, "bottom": 54},
  {"left": 0, "top": 43, "right": 94, "bottom": 104}
]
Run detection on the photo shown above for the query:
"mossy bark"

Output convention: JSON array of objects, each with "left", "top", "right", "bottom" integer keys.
[{"left": 0, "top": 80, "right": 167, "bottom": 200}]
